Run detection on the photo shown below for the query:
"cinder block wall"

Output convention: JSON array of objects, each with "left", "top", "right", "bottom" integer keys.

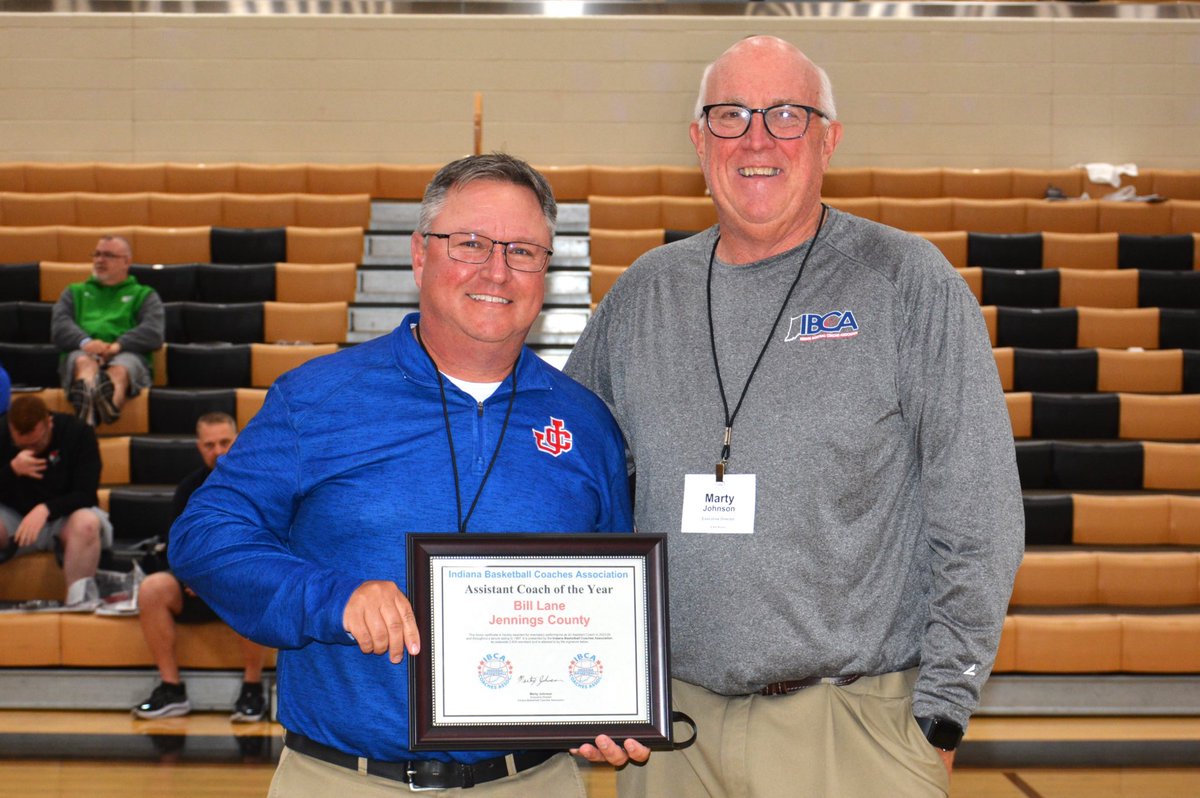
[{"left": 1, "top": 13, "right": 1198, "bottom": 168}]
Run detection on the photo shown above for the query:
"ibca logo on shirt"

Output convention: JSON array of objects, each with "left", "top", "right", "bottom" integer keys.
[
  {"left": 533, "top": 417, "right": 573, "bottom": 457},
  {"left": 784, "top": 309, "right": 860, "bottom": 343}
]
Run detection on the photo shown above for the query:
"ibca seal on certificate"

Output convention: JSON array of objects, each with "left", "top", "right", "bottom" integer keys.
[
  {"left": 478, "top": 653, "right": 513, "bottom": 689},
  {"left": 568, "top": 652, "right": 603, "bottom": 688}
]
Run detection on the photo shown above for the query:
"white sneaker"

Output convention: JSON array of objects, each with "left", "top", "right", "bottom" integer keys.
[{"left": 64, "top": 577, "right": 102, "bottom": 612}]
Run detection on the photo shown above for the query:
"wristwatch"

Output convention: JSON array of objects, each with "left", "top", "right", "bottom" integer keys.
[{"left": 915, "top": 716, "right": 964, "bottom": 751}]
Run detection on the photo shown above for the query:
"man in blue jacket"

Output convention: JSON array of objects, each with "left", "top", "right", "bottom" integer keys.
[{"left": 171, "top": 153, "right": 648, "bottom": 794}]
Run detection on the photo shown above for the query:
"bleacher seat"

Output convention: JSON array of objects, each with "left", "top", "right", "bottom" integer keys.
[
  {"left": 989, "top": 307, "right": 1200, "bottom": 350},
  {"left": 1098, "top": 202, "right": 1172, "bottom": 235},
  {"left": 97, "top": 436, "right": 130, "bottom": 485},
  {"left": 588, "top": 166, "right": 662, "bottom": 197},
  {"left": 95, "top": 162, "right": 167, "bottom": 193},
  {"left": 878, "top": 198, "right": 954, "bottom": 232},
  {"left": 1015, "top": 440, "right": 1200, "bottom": 491},
  {"left": 953, "top": 199, "right": 1028, "bottom": 234},
  {"left": 1118, "top": 234, "right": 1195, "bottom": 271},
  {"left": 236, "top": 387, "right": 267, "bottom": 428},
  {"left": 210, "top": 227, "right": 286, "bottom": 264},
  {"left": 95, "top": 391, "right": 149, "bottom": 437},
  {"left": 149, "top": 193, "right": 223, "bottom": 227},
  {"left": 250, "top": 342, "right": 338, "bottom": 388},
  {"left": 106, "top": 487, "right": 177, "bottom": 544},
  {"left": 967, "top": 232, "right": 1043, "bottom": 270},
  {"left": 274, "top": 262, "right": 356, "bottom": 303},
  {"left": 175, "top": 302, "right": 264, "bottom": 345},
  {"left": 590, "top": 264, "right": 627, "bottom": 307},
  {"left": 942, "top": 168, "right": 1012, "bottom": 199},
  {"left": 221, "top": 193, "right": 294, "bottom": 228},
  {"left": 148, "top": 388, "right": 239, "bottom": 435},
  {"left": 165, "top": 343, "right": 252, "bottom": 389},
  {"left": 0, "top": 301, "right": 50, "bottom": 343},
  {"left": 589, "top": 229, "right": 665, "bottom": 267},
  {"left": 285, "top": 226, "right": 363, "bottom": 263},
  {"left": 871, "top": 167, "right": 943, "bottom": 198},
  {"left": 1044, "top": 232, "right": 1119, "bottom": 270},
  {"left": 262, "top": 301, "right": 348, "bottom": 344},
  {"left": 194, "top": 262, "right": 276, "bottom": 303},
  {"left": 0, "top": 262, "right": 39, "bottom": 300},
  {"left": 1060, "top": 269, "right": 1139, "bottom": 309},
  {"left": 0, "top": 342, "right": 58, "bottom": 388},
  {"left": 995, "top": 308, "right": 1078, "bottom": 349},
  {"left": 1008, "top": 393, "right": 1200, "bottom": 441},
  {"left": 981, "top": 270, "right": 1059, "bottom": 308},
  {"left": 130, "top": 263, "right": 199, "bottom": 302},
  {"left": 130, "top": 437, "right": 204, "bottom": 485},
  {"left": 306, "top": 163, "right": 378, "bottom": 195},
  {"left": 1140, "top": 271, "right": 1200, "bottom": 309},
  {"left": 589, "top": 196, "right": 662, "bottom": 229}
]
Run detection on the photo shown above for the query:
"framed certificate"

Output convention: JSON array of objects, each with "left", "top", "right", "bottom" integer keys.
[{"left": 407, "top": 533, "right": 673, "bottom": 750}]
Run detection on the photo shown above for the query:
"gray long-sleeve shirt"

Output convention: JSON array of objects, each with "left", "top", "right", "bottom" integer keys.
[
  {"left": 565, "top": 209, "right": 1023, "bottom": 726},
  {"left": 50, "top": 282, "right": 164, "bottom": 356}
]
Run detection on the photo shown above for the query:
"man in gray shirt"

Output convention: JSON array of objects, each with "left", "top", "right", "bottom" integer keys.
[{"left": 566, "top": 36, "right": 1023, "bottom": 797}]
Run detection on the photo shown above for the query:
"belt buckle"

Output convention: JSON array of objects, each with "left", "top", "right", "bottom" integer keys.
[{"left": 404, "top": 767, "right": 442, "bottom": 792}]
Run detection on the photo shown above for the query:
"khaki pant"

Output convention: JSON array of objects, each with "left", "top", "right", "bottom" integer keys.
[
  {"left": 269, "top": 747, "right": 586, "bottom": 797},
  {"left": 618, "top": 671, "right": 949, "bottom": 798}
]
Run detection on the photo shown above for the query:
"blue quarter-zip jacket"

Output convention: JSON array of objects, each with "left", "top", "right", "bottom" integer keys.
[{"left": 170, "top": 313, "right": 633, "bottom": 763}]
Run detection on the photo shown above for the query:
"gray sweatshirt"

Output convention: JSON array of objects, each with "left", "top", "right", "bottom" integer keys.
[{"left": 565, "top": 209, "right": 1023, "bottom": 726}]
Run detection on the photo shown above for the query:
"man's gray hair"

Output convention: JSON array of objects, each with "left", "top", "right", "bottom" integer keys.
[
  {"left": 417, "top": 153, "right": 557, "bottom": 237},
  {"left": 100, "top": 234, "right": 133, "bottom": 258},
  {"left": 692, "top": 45, "right": 838, "bottom": 124}
]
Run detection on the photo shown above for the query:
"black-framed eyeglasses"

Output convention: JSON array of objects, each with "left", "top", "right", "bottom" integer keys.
[
  {"left": 424, "top": 232, "right": 552, "bottom": 273},
  {"left": 701, "top": 103, "right": 829, "bottom": 140}
]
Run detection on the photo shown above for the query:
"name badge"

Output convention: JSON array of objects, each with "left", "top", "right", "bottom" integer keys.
[{"left": 681, "top": 474, "right": 756, "bottom": 535}]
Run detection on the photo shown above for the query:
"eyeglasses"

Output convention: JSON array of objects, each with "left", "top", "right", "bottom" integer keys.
[
  {"left": 424, "top": 232, "right": 552, "bottom": 273},
  {"left": 701, "top": 103, "right": 829, "bottom": 140},
  {"left": 92, "top": 250, "right": 128, "bottom": 260}
]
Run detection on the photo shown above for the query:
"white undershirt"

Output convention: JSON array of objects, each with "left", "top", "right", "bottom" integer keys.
[{"left": 444, "top": 374, "right": 502, "bottom": 403}]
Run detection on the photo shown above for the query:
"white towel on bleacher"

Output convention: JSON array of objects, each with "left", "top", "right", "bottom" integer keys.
[{"left": 1073, "top": 162, "right": 1138, "bottom": 187}]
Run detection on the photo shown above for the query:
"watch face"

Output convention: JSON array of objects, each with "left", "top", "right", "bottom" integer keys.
[{"left": 918, "top": 716, "right": 964, "bottom": 751}]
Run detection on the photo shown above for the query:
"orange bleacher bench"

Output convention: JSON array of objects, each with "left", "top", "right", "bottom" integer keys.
[
  {"left": 0, "top": 225, "right": 363, "bottom": 265},
  {"left": 824, "top": 197, "right": 1200, "bottom": 235},
  {"left": 993, "top": 614, "right": 1200, "bottom": 674},
  {"left": 821, "top": 167, "right": 1200, "bottom": 202},
  {"left": 0, "top": 162, "right": 711, "bottom": 201},
  {"left": 0, "top": 554, "right": 276, "bottom": 669},
  {"left": 0, "top": 192, "right": 370, "bottom": 229}
]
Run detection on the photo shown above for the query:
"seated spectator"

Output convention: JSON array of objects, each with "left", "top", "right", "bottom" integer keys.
[
  {"left": 0, "top": 395, "right": 110, "bottom": 608},
  {"left": 51, "top": 236, "right": 164, "bottom": 426},
  {"left": 133, "top": 412, "right": 268, "bottom": 721}
]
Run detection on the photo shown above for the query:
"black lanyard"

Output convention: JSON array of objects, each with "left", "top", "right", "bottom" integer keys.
[
  {"left": 414, "top": 325, "right": 518, "bottom": 533},
  {"left": 706, "top": 204, "right": 828, "bottom": 482}
]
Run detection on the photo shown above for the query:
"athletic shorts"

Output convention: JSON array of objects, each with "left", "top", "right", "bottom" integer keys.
[
  {"left": 0, "top": 503, "right": 114, "bottom": 554},
  {"left": 60, "top": 350, "right": 152, "bottom": 396}
]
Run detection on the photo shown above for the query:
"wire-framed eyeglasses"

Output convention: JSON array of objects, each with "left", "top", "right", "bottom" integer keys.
[
  {"left": 424, "top": 232, "right": 552, "bottom": 273},
  {"left": 701, "top": 103, "right": 829, "bottom": 140}
]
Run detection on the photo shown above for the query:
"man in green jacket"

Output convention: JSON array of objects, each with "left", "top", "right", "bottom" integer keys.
[{"left": 51, "top": 235, "right": 164, "bottom": 425}]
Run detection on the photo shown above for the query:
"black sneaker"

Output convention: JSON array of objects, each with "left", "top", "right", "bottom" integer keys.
[
  {"left": 230, "top": 681, "right": 266, "bottom": 723},
  {"left": 95, "top": 370, "right": 121, "bottom": 425},
  {"left": 68, "top": 379, "right": 94, "bottom": 424},
  {"left": 133, "top": 681, "right": 191, "bottom": 719}
]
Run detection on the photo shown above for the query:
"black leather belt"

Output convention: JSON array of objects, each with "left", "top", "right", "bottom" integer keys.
[
  {"left": 285, "top": 730, "right": 556, "bottom": 789},
  {"left": 760, "top": 674, "right": 861, "bottom": 696}
]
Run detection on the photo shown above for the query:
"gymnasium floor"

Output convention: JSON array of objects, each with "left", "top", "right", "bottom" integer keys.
[{"left": 0, "top": 711, "right": 1197, "bottom": 797}]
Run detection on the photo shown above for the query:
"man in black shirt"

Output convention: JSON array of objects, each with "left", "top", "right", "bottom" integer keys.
[
  {"left": 133, "top": 412, "right": 268, "bottom": 721},
  {"left": 0, "top": 395, "right": 111, "bottom": 608}
]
